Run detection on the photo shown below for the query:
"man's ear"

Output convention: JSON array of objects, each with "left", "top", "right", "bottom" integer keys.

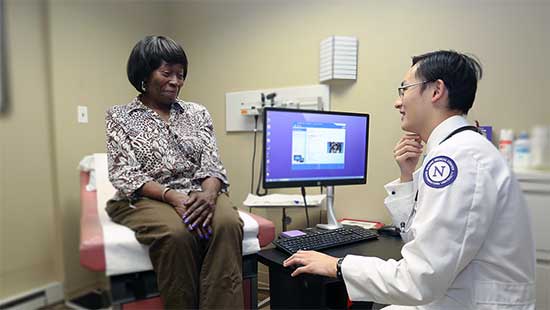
[{"left": 431, "top": 79, "right": 446, "bottom": 104}]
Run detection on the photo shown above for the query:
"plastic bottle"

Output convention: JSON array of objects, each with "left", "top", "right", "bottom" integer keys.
[
  {"left": 531, "top": 125, "right": 550, "bottom": 170},
  {"left": 513, "top": 131, "right": 531, "bottom": 170},
  {"left": 498, "top": 129, "right": 514, "bottom": 169}
]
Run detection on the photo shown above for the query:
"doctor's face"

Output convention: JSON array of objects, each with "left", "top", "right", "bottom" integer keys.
[{"left": 394, "top": 66, "right": 432, "bottom": 134}]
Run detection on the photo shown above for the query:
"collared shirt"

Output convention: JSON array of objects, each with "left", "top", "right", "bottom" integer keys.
[
  {"left": 105, "top": 97, "right": 228, "bottom": 200},
  {"left": 424, "top": 115, "right": 470, "bottom": 155}
]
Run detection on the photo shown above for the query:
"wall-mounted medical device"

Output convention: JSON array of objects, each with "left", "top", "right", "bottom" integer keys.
[{"left": 225, "top": 84, "right": 330, "bottom": 132}]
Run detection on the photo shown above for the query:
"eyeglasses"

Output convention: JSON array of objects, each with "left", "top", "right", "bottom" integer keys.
[{"left": 397, "top": 80, "right": 432, "bottom": 98}]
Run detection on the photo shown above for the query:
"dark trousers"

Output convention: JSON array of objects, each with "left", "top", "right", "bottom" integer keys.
[{"left": 106, "top": 193, "right": 244, "bottom": 309}]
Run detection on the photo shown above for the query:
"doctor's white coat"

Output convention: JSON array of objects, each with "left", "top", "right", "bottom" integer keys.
[{"left": 342, "top": 116, "right": 536, "bottom": 309}]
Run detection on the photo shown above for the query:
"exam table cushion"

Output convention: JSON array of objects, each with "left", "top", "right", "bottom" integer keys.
[{"left": 80, "top": 153, "right": 275, "bottom": 275}]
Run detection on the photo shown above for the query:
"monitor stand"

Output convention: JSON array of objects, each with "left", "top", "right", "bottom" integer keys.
[{"left": 316, "top": 186, "right": 343, "bottom": 230}]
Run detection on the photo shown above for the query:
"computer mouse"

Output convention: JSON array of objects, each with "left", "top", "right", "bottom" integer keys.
[{"left": 377, "top": 225, "right": 402, "bottom": 237}]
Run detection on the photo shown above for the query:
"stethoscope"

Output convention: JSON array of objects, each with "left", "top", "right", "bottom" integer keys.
[
  {"left": 398, "top": 125, "right": 481, "bottom": 234},
  {"left": 399, "top": 190, "right": 419, "bottom": 233}
]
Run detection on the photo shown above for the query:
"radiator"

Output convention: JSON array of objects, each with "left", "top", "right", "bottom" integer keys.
[{"left": 0, "top": 282, "right": 63, "bottom": 310}]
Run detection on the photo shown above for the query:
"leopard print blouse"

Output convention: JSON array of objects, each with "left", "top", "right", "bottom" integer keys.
[{"left": 105, "top": 97, "right": 228, "bottom": 201}]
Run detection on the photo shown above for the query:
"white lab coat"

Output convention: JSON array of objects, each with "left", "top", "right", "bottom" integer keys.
[{"left": 342, "top": 116, "right": 536, "bottom": 309}]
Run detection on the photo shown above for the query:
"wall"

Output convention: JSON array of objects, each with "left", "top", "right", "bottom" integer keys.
[
  {"left": 0, "top": 0, "right": 60, "bottom": 299},
  {"left": 1, "top": 0, "right": 549, "bottom": 300},
  {"left": 1, "top": 0, "right": 170, "bottom": 299}
]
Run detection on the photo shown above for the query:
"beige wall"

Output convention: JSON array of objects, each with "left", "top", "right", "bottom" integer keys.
[
  {"left": 1, "top": 0, "right": 549, "bottom": 300},
  {"left": 0, "top": 0, "right": 61, "bottom": 299},
  {"left": 1, "top": 0, "right": 170, "bottom": 299}
]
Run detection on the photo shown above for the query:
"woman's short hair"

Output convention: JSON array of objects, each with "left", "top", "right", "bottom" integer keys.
[{"left": 127, "top": 35, "right": 188, "bottom": 93}]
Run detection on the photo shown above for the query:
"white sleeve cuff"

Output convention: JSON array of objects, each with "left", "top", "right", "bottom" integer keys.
[
  {"left": 384, "top": 178, "right": 414, "bottom": 197},
  {"left": 384, "top": 179, "right": 415, "bottom": 227}
]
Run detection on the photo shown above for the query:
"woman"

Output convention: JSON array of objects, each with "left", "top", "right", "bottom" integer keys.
[{"left": 105, "top": 35, "right": 243, "bottom": 309}]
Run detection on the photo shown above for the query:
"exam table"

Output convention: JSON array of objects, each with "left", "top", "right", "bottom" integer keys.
[{"left": 79, "top": 153, "right": 275, "bottom": 309}]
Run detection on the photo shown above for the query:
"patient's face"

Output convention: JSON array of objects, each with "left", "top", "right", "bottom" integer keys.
[{"left": 145, "top": 61, "right": 185, "bottom": 105}]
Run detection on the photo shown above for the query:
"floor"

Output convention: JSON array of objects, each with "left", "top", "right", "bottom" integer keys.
[
  {"left": 39, "top": 303, "right": 68, "bottom": 310},
  {"left": 257, "top": 289, "right": 271, "bottom": 309},
  {"left": 40, "top": 289, "right": 272, "bottom": 309}
]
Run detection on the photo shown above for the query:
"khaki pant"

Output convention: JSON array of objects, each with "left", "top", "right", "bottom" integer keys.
[{"left": 106, "top": 193, "right": 244, "bottom": 309}]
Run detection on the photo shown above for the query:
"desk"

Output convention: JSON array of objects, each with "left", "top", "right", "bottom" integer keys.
[{"left": 258, "top": 235, "right": 403, "bottom": 309}]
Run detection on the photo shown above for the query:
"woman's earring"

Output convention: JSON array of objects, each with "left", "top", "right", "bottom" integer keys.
[{"left": 141, "top": 81, "right": 147, "bottom": 92}]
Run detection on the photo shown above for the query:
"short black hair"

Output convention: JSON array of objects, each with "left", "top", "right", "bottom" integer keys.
[
  {"left": 127, "top": 35, "right": 188, "bottom": 93},
  {"left": 412, "top": 50, "right": 482, "bottom": 114}
]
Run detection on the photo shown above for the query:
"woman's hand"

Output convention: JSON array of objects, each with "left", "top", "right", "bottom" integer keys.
[
  {"left": 283, "top": 250, "right": 339, "bottom": 278},
  {"left": 393, "top": 133, "right": 423, "bottom": 182},
  {"left": 182, "top": 190, "right": 218, "bottom": 231},
  {"left": 166, "top": 191, "right": 212, "bottom": 239},
  {"left": 164, "top": 190, "right": 190, "bottom": 210}
]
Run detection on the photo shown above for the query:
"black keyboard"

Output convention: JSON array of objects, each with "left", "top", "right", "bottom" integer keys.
[{"left": 273, "top": 226, "right": 379, "bottom": 255}]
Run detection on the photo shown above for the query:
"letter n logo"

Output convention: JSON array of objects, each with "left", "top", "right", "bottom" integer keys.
[{"left": 433, "top": 165, "right": 446, "bottom": 177}]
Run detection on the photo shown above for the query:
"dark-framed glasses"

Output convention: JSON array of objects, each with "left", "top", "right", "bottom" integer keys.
[{"left": 397, "top": 80, "right": 432, "bottom": 98}]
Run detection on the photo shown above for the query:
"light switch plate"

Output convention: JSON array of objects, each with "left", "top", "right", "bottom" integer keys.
[{"left": 78, "top": 105, "right": 88, "bottom": 123}]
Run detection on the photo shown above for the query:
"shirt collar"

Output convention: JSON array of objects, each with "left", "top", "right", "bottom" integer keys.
[
  {"left": 425, "top": 115, "right": 470, "bottom": 154},
  {"left": 127, "top": 96, "right": 185, "bottom": 113},
  {"left": 127, "top": 97, "right": 147, "bottom": 112},
  {"left": 174, "top": 98, "right": 186, "bottom": 111}
]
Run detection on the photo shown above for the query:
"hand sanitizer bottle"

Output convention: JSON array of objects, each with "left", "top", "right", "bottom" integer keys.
[
  {"left": 513, "top": 131, "right": 531, "bottom": 171},
  {"left": 531, "top": 125, "right": 550, "bottom": 170},
  {"left": 499, "top": 129, "right": 514, "bottom": 169}
]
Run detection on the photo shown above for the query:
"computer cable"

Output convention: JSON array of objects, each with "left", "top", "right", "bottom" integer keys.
[
  {"left": 248, "top": 115, "right": 260, "bottom": 212},
  {"left": 254, "top": 114, "right": 268, "bottom": 197},
  {"left": 249, "top": 114, "right": 268, "bottom": 197},
  {"left": 319, "top": 186, "right": 324, "bottom": 223},
  {"left": 250, "top": 115, "right": 259, "bottom": 194},
  {"left": 255, "top": 150, "right": 268, "bottom": 196},
  {"left": 301, "top": 186, "right": 311, "bottom": 227}
]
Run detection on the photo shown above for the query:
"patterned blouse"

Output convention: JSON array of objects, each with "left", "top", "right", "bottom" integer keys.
[{"left": 105, "top": 97, "right": 229, "bottom": 201}]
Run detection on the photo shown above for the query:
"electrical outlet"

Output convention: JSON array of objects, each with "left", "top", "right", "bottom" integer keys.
[{"left": 78, "top": 106, "right": 88, "bottom": 123}]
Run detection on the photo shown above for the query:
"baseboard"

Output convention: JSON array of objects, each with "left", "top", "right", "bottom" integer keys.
[{"left": 0, "top": 282, "right": 63, "bottom": 310}]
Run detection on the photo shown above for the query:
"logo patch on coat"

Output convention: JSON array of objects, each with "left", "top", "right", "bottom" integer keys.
[{"left": 423, "top": 156, "right": 458, "bottom": 188}]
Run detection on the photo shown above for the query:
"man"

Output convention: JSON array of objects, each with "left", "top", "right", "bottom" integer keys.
[{"left": 283, "top": 50, "right": 536, "bottom": 309}]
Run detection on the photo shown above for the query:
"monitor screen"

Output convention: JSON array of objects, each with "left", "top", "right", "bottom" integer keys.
[{"left": 263, "top": 108, "right": 369, "bottom": 188}]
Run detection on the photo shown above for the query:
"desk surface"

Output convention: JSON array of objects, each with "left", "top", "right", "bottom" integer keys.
[
  {"left": 259, "top": 234, "right": 404, "bottom": 267},
  {"left": 258, "top": 234, "right": 404, "bottom": 309}
]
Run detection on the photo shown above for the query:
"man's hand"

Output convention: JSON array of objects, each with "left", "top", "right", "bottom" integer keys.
[
  {"left": 393, "top": 133, "right": 423, "bottom": 182},
  {"left": 283, "top": 250, "right": 339, "bottom": 278}
]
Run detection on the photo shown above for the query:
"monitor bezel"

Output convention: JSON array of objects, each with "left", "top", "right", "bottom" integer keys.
[{"left": 262, "top": 107, "right": 369, "bottom": 189}]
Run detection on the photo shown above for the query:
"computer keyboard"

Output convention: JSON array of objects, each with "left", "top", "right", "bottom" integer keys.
[{"left": 272, "top": 226, "right": 379, "bottom": 255}]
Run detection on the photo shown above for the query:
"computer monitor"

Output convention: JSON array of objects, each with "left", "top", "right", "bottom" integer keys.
[{"left": 263, "top": 107, "right": 370, "bottom": 229}]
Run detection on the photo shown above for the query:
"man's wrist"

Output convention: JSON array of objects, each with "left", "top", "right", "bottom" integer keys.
[
  {"left": 336, "top": 257, "right": 345, "bottom": 280},
  {"left": 400, "top": 174, "right": 413, "bottom": 182}
]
